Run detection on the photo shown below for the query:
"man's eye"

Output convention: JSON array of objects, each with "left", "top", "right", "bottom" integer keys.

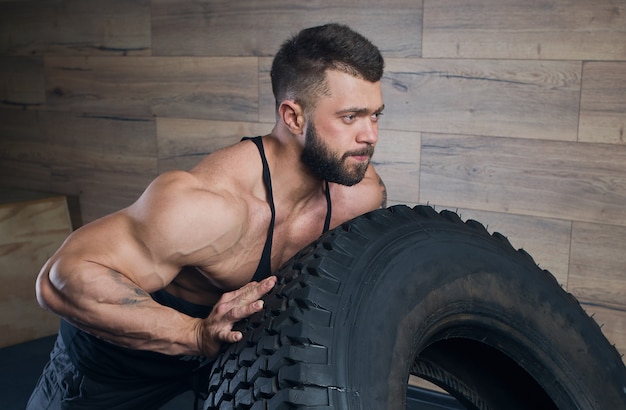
[
  {"left": 372, "top": 112, "right": 383, "bottom": 122},
  {"left": 343, "top": 114, "right": 356, "bottom": 122}
]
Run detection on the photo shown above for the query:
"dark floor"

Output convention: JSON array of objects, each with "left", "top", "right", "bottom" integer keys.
[
  {"left": 1, "top": 335, "right": 461, "bottom": 409},
  {"left": 1, "top": 335, "right": 56, "bottom": 409},
  {"left": 0, "top": 335, "right": 196, "bottom": 409}
]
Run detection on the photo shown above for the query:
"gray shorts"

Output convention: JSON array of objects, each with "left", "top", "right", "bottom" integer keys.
[{"left": 26, "top": 333, "right": 202, "bottom": 410}]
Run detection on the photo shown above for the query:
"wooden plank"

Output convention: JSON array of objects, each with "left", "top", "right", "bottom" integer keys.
[
  {"left": 44, "top": 56, "right": 259, "bottom": 121},
  {"left": 0, "top": 0, "right": 150, "bottom": 56},
  {"left": 0, "top": 109, "right": 47, "bottom": 164},
  {"left": 0, "top": 193, "right": 72, "bottom": 346},
  {"left": 0, "top": 110, "right": 157, "bottom": 222},
  {"left": 0, "top": 110, "right": 153, "bottom": 216},
  {"left": 373, "top": 130, "right": 421, "bottom": 205},
  {"left": 151, "top": 0, "right": 422, "bottom": 58},
  {"left": 259, "top": 57, "right": 275, "bottom": 123},
  {"left": 76, "top": 170, "right": 157, "bottom": 222},
  {"left": 420, "top": 134, "right": 626, "bottom": 226},
  {"left": 39, "top": 111, "right": 158, "bottom": 222},
  {"left": 0, "top": 57, "right": 45, "bottom": 108},
  {"left": 579, "top": 62, "right": 626, "bottom": 144},
  {"left": 41, "top": 112, "right": 157, "bottom": 174},
  {"left": 157, "top": 118, "right": 273, "bottom": 173},
  {"left": 580, "top": 303, "right": 626, "bottom": 363},
  {"left": 570, "top": 222, "right": 626, "bottom": 309},
  {"left": 425, "top": 206, "right": 572, "bottom": 286},
  {"left": 382, "top": 58, "right": 581, "bottom": 140},
  {"left": 423, "top": 0, "right": 626, "bottom": 60},
  {"left": 0, "top": 160, "right": 53, "bottom": 195},
  {"left": 0, "top": 108, "right": 58, "bottom": 192},
  {"left": 409, "top": 376, "right": 447, "bottom": 394}
]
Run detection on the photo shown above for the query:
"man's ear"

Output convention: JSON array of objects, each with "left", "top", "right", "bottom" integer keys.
[{"left": 278, "top": 100, "right": 306, "bottom": 135}]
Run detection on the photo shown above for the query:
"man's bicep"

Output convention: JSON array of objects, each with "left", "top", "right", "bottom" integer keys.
[
  {"left": 127, "top": 171, "right": 244, "bottom": 272},
  {"left": 59, "top": 212, "right": 173, "bottom": 288},
  {"left": 42, "top": 172, "right": 195, "bottom": 292}
]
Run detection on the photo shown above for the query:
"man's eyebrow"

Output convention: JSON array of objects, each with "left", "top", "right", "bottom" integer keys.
[{"left": 336, "top": 104, "right": 385, "bottom": 115}]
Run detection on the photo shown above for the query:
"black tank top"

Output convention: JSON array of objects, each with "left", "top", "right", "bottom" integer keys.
[
  {"left": 244, "top": 136, "right": 333, "bottom": 282},
  {"left": 60, "top": 135, "right": 333, "bottom": 382}
]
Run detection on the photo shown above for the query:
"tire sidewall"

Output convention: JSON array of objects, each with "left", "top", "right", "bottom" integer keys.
[{"left": 328, "top": 223, "right": 618, "bottom": 409}]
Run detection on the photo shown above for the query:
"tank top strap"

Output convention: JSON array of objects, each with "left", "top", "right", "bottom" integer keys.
[
  {"left": 323, "top": 180, "right": 332, "bottom": 233},
  {"left": 243, "top": 136, "right": 333, "bottom": 280},
  {"left": 242, "top": 136, "right": 275, "bottom": 282}
]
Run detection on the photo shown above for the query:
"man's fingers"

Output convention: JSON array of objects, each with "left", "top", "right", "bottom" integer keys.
[
  {"left": 214, "top": 300, "right": 263, "bottom": 343},
  {"left": 226, "top": 330, "right": 243, "bottom": 343},
  {"left": 212, "top": 286, "right": 268, "bottom": 322},
  {"left": 220, "top": 278, "right": 276, "bottom": 312},
  {"left": 219, "top": 276, "right": 276, "bottom": 304},
  {"left": 225, "top": 299, "right": 265, "bottom": 323},
  {"left": 250, "top": 275, "right": 276, "bottom": 295},
  {"left": 200, "top": 276, "right": 276, "bottom": 356}
]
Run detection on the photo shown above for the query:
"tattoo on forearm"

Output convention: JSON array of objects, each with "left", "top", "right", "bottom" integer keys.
[
  {"left": 108, "top": 269, "right": 150, "bottom": 305},
  {"left": 378, "top": 176, "right": 387, "bottom": 208},
  {"left": 120, "top": 287, "right": 151, "bottom": 306}
]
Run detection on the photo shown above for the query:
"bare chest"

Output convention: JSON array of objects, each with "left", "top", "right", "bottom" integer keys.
[
  {"left": 167, "top": 201, "right": 331, "bottom": 304},
  {"left": 236, "top": 201, "right": 331, "bottom": 279}
]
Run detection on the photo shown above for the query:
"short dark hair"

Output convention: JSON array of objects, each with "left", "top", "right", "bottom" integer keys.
[{"left": 270, "top": 23, "right": 384, "bottom": 111}]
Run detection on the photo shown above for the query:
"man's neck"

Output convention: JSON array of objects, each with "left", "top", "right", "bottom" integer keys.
[{"left": 265, "top": 128, "right": 327, "bottom": 208}]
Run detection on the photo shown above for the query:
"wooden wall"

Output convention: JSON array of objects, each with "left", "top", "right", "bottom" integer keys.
[
  {"left": 0, "top": 0, "right": 624, "bottom": 360},
  {"left": 0, "top": 190, "right": 72, "bottom": 347}
]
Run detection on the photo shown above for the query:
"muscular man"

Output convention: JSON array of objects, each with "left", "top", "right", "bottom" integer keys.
[{"left": 28, "top": 23, "right": 386, "bottom": 409}]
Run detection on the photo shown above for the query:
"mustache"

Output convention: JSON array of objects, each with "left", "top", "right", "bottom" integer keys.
[{"left": 343, "top": 145, "right": 375, "bottom": 159}]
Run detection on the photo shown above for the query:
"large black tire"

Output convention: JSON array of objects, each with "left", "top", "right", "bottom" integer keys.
[{"left": 204, "top": 205, "right": 626, "bottom": 409}]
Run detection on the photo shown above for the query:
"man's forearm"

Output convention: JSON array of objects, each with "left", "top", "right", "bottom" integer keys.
[{"left": 37, "top": 261, "right": 203, "bottom": 356}]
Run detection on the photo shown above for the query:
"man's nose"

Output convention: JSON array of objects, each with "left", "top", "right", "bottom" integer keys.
[{"left": 358, "top": 118, "right": 378, "bottom": 145}]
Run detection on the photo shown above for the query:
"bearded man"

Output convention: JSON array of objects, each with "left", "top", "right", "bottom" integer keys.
[{"left": 28, "top": 23, "right": 386, "bottom": 409}]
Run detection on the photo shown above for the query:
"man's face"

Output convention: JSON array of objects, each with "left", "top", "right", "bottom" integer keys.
[
  {"left": 300, "top": 70, "right": 384, "bottom": 186},
  {"left": 301, "top": 120, "right": 373, "bottom": 186}
]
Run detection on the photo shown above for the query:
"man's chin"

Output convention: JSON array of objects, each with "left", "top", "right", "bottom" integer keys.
[{"left": 333, "top": 167, "right": 368, "bottom": 186}]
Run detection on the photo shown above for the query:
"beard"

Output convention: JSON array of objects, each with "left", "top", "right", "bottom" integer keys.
[{"left": 300, "top": 121, "right": 374, "bottom": 186}]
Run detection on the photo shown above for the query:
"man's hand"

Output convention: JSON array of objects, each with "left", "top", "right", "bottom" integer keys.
[{"left": 196, "top": 275, "right": 277, "bottom": 358}]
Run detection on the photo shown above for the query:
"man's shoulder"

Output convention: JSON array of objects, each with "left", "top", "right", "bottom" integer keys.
[
  {"left": 131, "top": 163, "right": 251, "bottom": 227},
  {"left": 189, "top": 138, "right": 266, "bottom": 187},
  {"left": 124, "top": 168, "right": 251, "bottom": 265},
  {"left": 329, "top": 165, "right": 386, "bottom": 225}
]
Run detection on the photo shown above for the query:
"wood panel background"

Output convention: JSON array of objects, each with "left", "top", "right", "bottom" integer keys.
[
  {"left": 0, "top": 191, "right": 72, "bottom": 347},
  {"left": 0, "top": 0, "right": 624, "bottom": 363}
]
